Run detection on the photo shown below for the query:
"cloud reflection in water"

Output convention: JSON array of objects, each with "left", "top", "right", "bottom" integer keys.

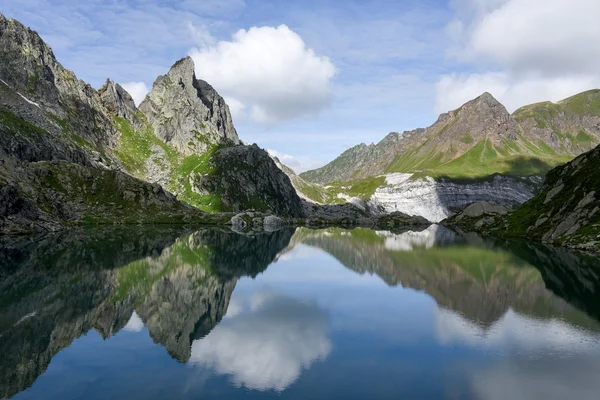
[{"left": 189, "top": 291, "right": 331, "bottom": 391}]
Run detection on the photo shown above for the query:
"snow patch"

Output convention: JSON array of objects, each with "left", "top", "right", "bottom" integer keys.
[
  {"left": 17, "top": 92, "right": 41, "bottom": 108},
  {"left": 15, "top": 311, "right": 37, "bottom": 327},
  {"left": 370, "top": 174, "right": 535, "bottom": 223}
]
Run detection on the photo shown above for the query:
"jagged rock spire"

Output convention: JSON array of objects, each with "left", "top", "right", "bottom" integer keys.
[
  {"left": 98, "top": 79, "right": 138, "bottom": 121},
  {"left": 139, "top": 56, "right": 240, "bottom": 155}
]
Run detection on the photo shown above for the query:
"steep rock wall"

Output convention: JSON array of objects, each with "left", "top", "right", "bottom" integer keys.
[{"left": 369, "top": 173, "right": 541, "bottom": 222}]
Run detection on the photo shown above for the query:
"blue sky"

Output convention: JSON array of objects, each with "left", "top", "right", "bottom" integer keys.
[{"left": 4, "top": 0, "right": 600, "bottom": 172}]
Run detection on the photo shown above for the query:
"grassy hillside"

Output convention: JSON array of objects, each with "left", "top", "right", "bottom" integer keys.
[
  {"left": 299, "top": 143, "right": 374, "bottom": 185},
  {"left": 387, "top": 137, "right": 572, "bottom": 179},
  {"left": 514, "top": 89, "right": 600, "bottom": 122},
  {"left": 302, "top": 91, "right": 600, "bottom": 186}
]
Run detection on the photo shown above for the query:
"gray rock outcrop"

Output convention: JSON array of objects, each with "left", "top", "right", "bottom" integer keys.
[
  {"left": 368, "top": 173, "right": 539, "bottom": 223},
  {"left": 192, "top": 144, "right": 305, "bottom": 217},
  {"left": 139, "top": 56, "right": 239, "bottom": 156},
  {"left": 442, "top": 143, "right": 600, "bottom": 253},
  {"left": 0, "top": 13, "right": 119, "bottom": 150},
  {"left": 98, "top": 79, "right": 139, "bottom": 122}
]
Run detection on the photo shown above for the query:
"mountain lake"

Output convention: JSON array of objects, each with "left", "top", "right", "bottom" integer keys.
[{"left": 2, "top": 225, "right": 600, "bottom": 400}]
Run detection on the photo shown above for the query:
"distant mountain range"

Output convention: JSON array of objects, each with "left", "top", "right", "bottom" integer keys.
[{"left": 300, "top": 90, "right": 600, "bottom": 184}]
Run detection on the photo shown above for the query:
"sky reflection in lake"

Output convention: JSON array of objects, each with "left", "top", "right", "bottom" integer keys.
[{"left": 3, "top": 225, "right": 600, "bottom": 399}]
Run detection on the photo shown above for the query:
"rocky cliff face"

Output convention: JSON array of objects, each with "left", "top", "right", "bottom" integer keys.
[
  {"left": 270, "top": 155, "right": 330, "bottom": 203},
  {"left": 369, "top": 173, "right": 540, "bottom": 223},
  {"left": 191, "top": 144, "right": 305, "bottom": 216},
  {"left": 0, "top": 13, "right": 118, "bottom": 151},
  {"left": 0, "top": 14, "right": 215, "bottom": 232},
  {"left": 444, "top": 144, "right": 600, "bottom": 253},
  {"left": 0, "top": 13, "right": 306, "bottom": 231},
  {"left": 98, "top": 79, "right": 139, "bottom": 122},
  {"left": 139, "top": 56, "right": 239, "bottom": 156}
]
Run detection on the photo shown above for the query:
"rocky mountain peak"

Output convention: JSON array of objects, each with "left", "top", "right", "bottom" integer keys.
[
  {"left": 139, "top": 56, "right": 240, "bottom": 156},
  {"left": 0, "top": 12, "right": 63, "bottom": 106},
  {"left": 98, "top": 79, "right": 138, "bottom": 122},
  {"left": 437, "top": 91, "right": 519, "bottom": 143},
  {"left": 167, "top": 55, "right": 195, "bottom": 79},
  {"left": 435, "top": 92, "right": 507, "bottom": 125},
  {"left": 0, "top": 12, "right": 118, "bottom": 148},
  {"left": 460, "top": 92, "right": 508, "bottom": 117},
  {"left": 477, "top": 91, "right": 499, "bottom": 103}
]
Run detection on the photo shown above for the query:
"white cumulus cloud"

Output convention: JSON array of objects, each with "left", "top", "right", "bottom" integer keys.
[
  {"left": 437, "top": 0, "right": 600, "bottom": 112},
  {"left": 468, "top": 0, "right": 600, "bottom": 76},
  {"left": 121, "top": 81, "right": 150, "bottom": 107},
  {"left": 189, "top": 25, "right": 336, "bottom": 125}
]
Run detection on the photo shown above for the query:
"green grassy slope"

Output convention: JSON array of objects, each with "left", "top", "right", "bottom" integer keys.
[
  {"left": 387, "top": 138, "right": 572, "bottom": 179},
  {"left": 302, "top": 90, "right": 600, "bottom": 189},
  {"left": 112, "top": 116, "right": 229, "bottom": 213}
]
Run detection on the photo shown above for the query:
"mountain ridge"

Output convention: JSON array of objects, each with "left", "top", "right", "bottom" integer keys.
[
  {"left": 0, "top": 12, "right": 304, "bottom": 232},
  {"left": 301, "top": 91, "right": 600, "bottom": 184}
]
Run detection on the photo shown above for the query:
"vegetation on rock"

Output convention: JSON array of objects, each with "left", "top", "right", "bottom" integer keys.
[
  {"left": 443, "top": 143, "right": 600, "bottom": 253},
  {"left": 300, "top": 91, "right": 600, "bottom": 200}
]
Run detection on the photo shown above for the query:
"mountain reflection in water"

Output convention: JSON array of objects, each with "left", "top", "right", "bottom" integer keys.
[{"left": 1, "top": 225, "right": 600, "bottom": 399}]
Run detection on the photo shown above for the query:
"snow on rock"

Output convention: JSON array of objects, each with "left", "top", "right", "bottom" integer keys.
[{"left": 368, "top": 173, "right": 540, "bottom": 223}]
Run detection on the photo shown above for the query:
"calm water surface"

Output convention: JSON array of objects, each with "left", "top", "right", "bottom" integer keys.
[{"left": 2, "top": 225, "right": 600, "bottom": 399}]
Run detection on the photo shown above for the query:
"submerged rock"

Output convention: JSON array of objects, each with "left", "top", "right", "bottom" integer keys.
[{"left": 263, "top": 215, "right": 286, "bottom": 232}]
